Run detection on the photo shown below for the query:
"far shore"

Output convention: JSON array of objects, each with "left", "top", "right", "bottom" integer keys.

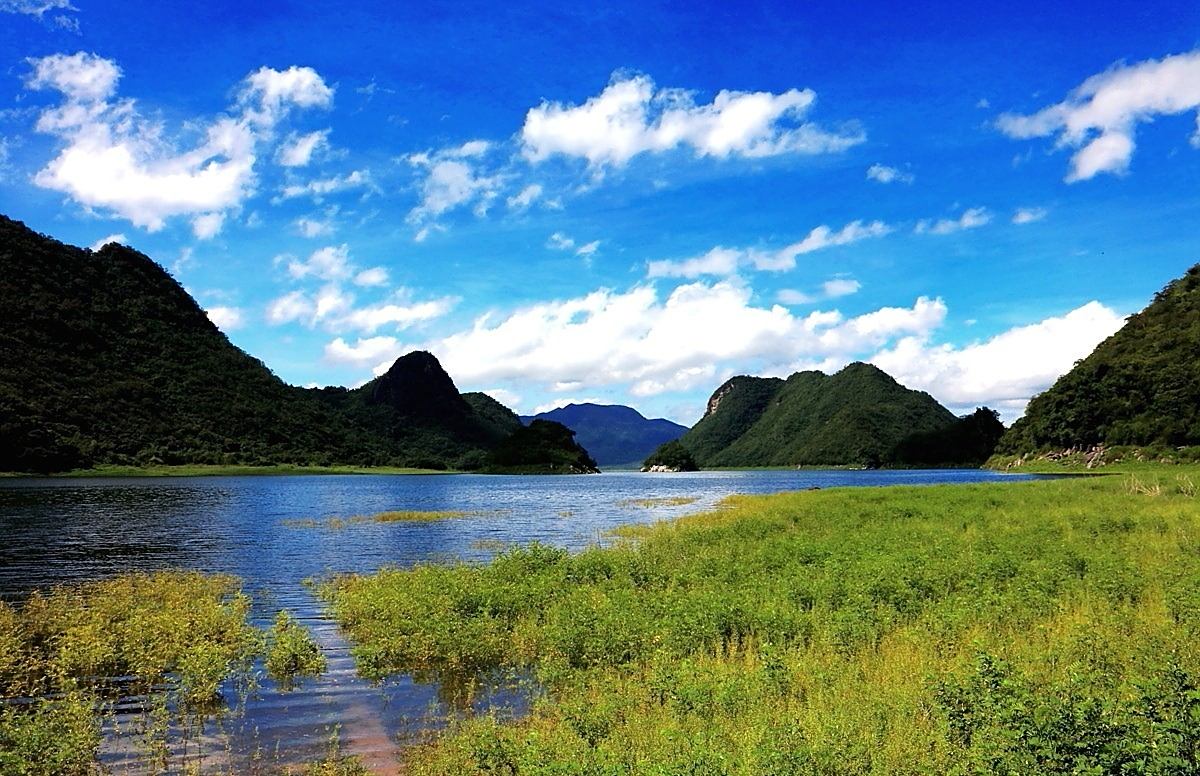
[{"left": 0, "top": 463, "right": 457, "bottom": 478}]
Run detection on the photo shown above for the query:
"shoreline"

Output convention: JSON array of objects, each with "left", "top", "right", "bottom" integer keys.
[{"left": 0, "top": 463, "right": 458, "bottom": 478}]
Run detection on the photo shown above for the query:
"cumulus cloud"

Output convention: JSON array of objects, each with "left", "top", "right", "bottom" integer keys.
[
  {"left": 647, "top": 220, "right": 889, "bottom": 278},
  {"left": 1012, "top": 206, "right": 1047, "bottom": 224},
  {"left": 277, "top": 129, "right": 329, "bottom": 167},
  {"left": 405, "top": 141, "right": 504, "bottom": 234},
  {"left": 354, "top": 266, "right": 388, "bottom": 287},
  {"left": 205, "top": 305, "right": 245, "bottom": 331},
  {"left": 286, "top": 244, "right": 352, "bottom": 281},
  {"left": 88, "top": 232, "right": 125, "bottom": 250},
  {"left": 866, "top": 163, "right": 913, "bottom": 184},
  {"left": 998, "top": 49, "right": 1200, "bottom": 181},
  {"left": 407, "top": 280, "right": 944, "bottom": 398},
  {"left": 324, "top": 335, "right": 404, "bottom": 367},
  {"left": 191, "top": 212, "right": 224, "bottom": 239},
  {"left": 870, "top": 301, "right": 1125, "bottom": 419},
  {"left": 25, "top": 52, "right": 333, "bottom": 231},
  {"left": 521, "top": 73, "right": 863, "bottom": 168},
  {"left": 915, "top": 207, "right": 991, "bottom": 235}
]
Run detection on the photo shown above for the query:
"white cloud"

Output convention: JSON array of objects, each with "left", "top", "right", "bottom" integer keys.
[
  {"left": 406, "top": 145, "right": 503, "bottom": 232},
  {"left": 324, "top": 335, "right": 404, "bottom": 367},
  {"left": 997, "top": 49, "right": 1200, "bottom": 181},
  {"left": 647, "top": 247, "right": 741, "bottom": 279},
  {"left": 521, "top": 73, "right": 863, "bottom": 168},
  {"left": 277, "top": 129, "right": 329, "bottom": 167},
  {"left": 89, "top": 232, "right": 125, "bottom": 250},
  {"left": 870, "top": 301, "right": 1125, "bottom": 419},
  {"left": 191, "top": 212, "right": 224, "bottom": 239},
  {"left": 1012, "top": 206, "right": 1047, "bottom": 224},
  {"left": 1, "top": 0, "right": 77, "bottom": 27},
  {"left": 205, "top": 305, "right": 245, "bottom": 331},
  {"left": 822, "top": 278, "right": 861, "bottom": 298},
  {"left": 412, "top": 280, "right": 945, "bottom": 398},
  {"left": 26, "top": 53, "right": 332, "bottom": 231},
  {"left": 238, "top": 65, "right": 334, "bottom": 126},
  {"left": 354, "top": 266, "right": 388, "bottom": 287},
  {"left": 279, "top": 169, "right": 371, "bottom": 201},
  {"left": 336, "top": 296, "right": 456, "bottom": 334},
  {"left": 482, "top": 388, "right": 522, "bottom": 410},
  {"left": 266, "top": 290, "right": 314, "bottom": 325},
  {"left": 287, "top": 244, "right": 351, "bottom": 281},
  {"left": 647, "top": 220, "right": 889, "bottom": 278},
  {"left": 296, "top": 216, "right": 334, "bottom": 237},
  {"left": 915, "top": 207, "right": 991, "bottom": 235},
  {"left": 547, "top": 231, "right": 601, "bottom": 258},
  {"left": 866, "top": 163, "right": 913, "bottom": 184},
  {"left": 507, "top": 183, "right": 543, "bottom": 211}
]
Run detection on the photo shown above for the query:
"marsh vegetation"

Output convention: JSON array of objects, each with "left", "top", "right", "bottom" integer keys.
[{"left": 321, "top": 470, "right": 1200, "bottom": 774}]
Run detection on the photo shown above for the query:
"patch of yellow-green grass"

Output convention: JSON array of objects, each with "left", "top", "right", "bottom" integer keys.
[
  {"left": 322, "top": 472, "right": 1200, "bottom": 774},
  {"left": 374, "top": 510, "right": 476, "bottom": 523},
  {"left": 616, "top": 496, "right": 700, "bottom": 508}
]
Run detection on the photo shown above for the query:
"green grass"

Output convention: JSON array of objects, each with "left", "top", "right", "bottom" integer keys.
[
  {"left": 616, "top": 496, "right": 701, "bottom": 508},
  {"left": 321, "top": 467, "right": 1200, "bottom": 774},
  {"left": 282, "top": 509, "right": 488, "bottom": 530}
]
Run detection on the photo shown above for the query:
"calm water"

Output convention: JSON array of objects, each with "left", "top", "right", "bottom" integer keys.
[{"left": 0, "top": 469, "right": 1047, "bottom": 772}]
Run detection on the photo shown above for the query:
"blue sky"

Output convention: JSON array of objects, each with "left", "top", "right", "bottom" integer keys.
[{"left": 2, "top": 1, "right": 1198, "bottom": 424}]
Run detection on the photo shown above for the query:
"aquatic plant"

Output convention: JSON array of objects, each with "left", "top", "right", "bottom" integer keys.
[
  {"left": 0, "top": 571, "right": 269, "bottom": 772},
  {"left": 266, "top": 611, "right": 328, "bottom": 691},
  {"left": 616, "top": 496, "right": 700, "bottom": 508}
]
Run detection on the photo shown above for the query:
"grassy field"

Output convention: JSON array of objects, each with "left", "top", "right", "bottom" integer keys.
[
  {"left": 0, "top": 463, "right": 454, "bottom": 478},
  {"left": 322, "top": 467, "right": 1200, "bottom": 775}
]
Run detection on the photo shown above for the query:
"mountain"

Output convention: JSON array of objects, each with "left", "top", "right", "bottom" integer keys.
[
  {"left": 0, "top": 215, "right": 590, "bottom": 474},
  {"left": 656, "top": 363, "right": 967, "bottom": 468},
  {"left": 520, "top": 403, "right": 688, "bottom": 467},
  {"left": 997, "top": 264, "right": 1200, "bottom": 455}
]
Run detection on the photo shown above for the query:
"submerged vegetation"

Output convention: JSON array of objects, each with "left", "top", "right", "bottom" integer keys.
[
  {"left": 0, "top": 571, "right": 328, "bottom": 773},
  {"left": 322, "top": 470, "right": 1200, "bottom": 774},
  {"left": 616, "top": 496, "right": 700, "bottom": 508}
]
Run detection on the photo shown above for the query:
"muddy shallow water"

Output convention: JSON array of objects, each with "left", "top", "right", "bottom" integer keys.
[{"left": 0, "top": 469, "right": 1048, "bottom": 771}]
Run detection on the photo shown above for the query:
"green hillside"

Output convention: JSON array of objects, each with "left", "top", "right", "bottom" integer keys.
[
  {"left": 680, "top": 376, "right": 784, "bottom": 463},
  {"left": 664, "top": 363, "right": 968, "bottom": 468},
  {"left": 0, "top": 216, "right": 592, "bottom": 474},
  {"left": 998, "top": 264, "right": 1200, "bottom": 455}
]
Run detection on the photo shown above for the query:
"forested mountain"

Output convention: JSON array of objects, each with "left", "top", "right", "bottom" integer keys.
[
  {"left": 998, "top": 264, "right": 1200, "bottom": 454},
  {"left": 651, "top": 363, "right": 994, "bottom": 468},
  {"left": 520, "top": 403, "right": 687, "bottom": 467},
  {"left": 0, "top": 216, "right": 590, "bottom": 473}
]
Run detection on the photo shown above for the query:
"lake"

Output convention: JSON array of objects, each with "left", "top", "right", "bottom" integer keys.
[{"left": 0, "top": 469, "right": 1049, "bottom": 772}]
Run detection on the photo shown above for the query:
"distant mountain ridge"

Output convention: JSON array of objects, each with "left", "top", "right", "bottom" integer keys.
[
  {"left": 520, "top": 403, "right": 688, "bottom": 466},
  {"left": 997, "top": 263, "right": 1200, "bottom": 455},
  {"left": 656, "top": 363, "right": 996, "bottom": 468},
  {"left": 0, "top": 215, "right": 592, "bottom": 473}
]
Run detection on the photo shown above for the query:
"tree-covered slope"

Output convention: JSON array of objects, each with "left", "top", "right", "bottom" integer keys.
[
  {"left": 998, "top": 264, "right": 1200, "bottom": 454},
  {"left": 0, "top": 216, "right": 595, "bottom": 473},
  {"left": 708, "top": 363, "right": 958, "bottom": 466},
  {"left": 678, "top": 376, "right": 785, "bottom": 464},
  {"left": 667, "top": 363, "right": 965, "bottom": 468},
  {"left": 521, "top": 403, "right": 687, "bottom": 466},
  {"left": 0, "top": 215, "right": 387, "bottom": 472}
]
